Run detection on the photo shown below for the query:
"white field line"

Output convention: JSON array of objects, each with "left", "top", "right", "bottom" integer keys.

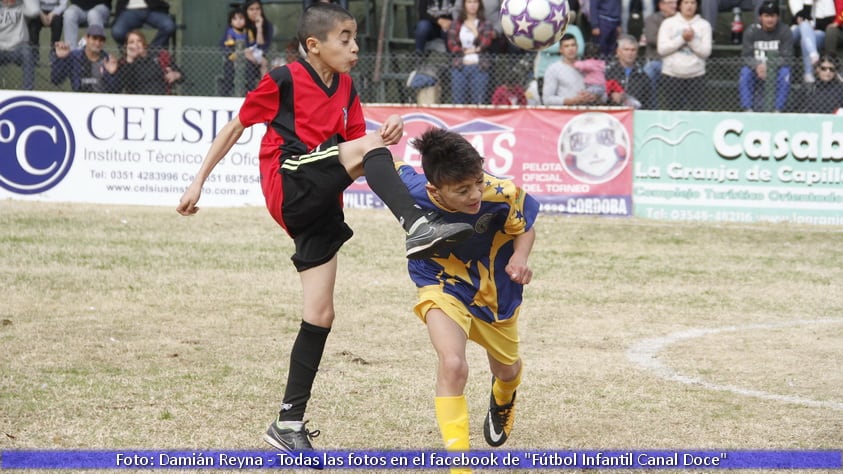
[{"left": 626, "top": 319, "right": 843, "bottom": 411}]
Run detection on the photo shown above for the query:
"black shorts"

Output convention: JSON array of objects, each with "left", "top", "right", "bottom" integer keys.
[{"left": 280, "top": 142, "right": 354, "bottom": 272}]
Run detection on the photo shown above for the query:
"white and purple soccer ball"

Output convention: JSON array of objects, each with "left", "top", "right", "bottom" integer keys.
[{"left": 500, "top": 0, "right": 569, "bottom": 51}]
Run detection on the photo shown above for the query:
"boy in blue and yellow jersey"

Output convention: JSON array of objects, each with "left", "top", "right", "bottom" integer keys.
[{"left": 396, "top": 128, "right": 539, "bottom": 472}]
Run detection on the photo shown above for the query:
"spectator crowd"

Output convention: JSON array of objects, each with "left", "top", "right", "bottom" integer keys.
[{"left": 2, "top": 0, "right": 843, "bottom": 113}]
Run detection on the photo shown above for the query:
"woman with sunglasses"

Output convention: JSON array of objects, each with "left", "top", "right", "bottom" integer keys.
[{"left": 802, "top": 55, "right": 843, "bottom": 113}]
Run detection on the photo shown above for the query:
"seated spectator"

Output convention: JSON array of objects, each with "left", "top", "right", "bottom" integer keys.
[
  {"left": 111, "top": 0, "right": 175, "bottom": 48},
  {"left": 50, "top": 23, "right": 115, "bottom": 91},
  {"left": 789, "top": 0, "right": 836, "bottom": 84},
  {"left": 701, "top": 0, "right": 762, "bottom": 40},
  {"left": 446, "top": 0, "right": 494, "bottom": 104},
  {"left": 802, "top": 55, "right": 843, "bottom": 112},
  {"left": 62, "top": 0, "right": 110, "bottom": 48},
  {"left": 27, "top": 0, "right": 67, "bottom": 62},
  {"left": 605, "top": 34, "right": 653, "bottom": 107},
  {"left": 738, "top": 1, "right": 792, "bottom": 111},
  {"left": 243, "top": 0, "right": 273, "bottom": 83},
  {"left": 490, "top": 82, "right": 526, "bottom": 105},
  {"left": 413, "top": 0, "right": 454, "bottom": 56},
  {"left": 657, "top": 0, "right": 711, "bottom": 110},
  {"left": 641, "top": 0, "right": 676, "bottom": 106},
  {"left": 543, "top": 33, "right": 601, "bottom": 105},
  {"left": 589, "top": 0, "right": 622, "bottom": 56},
  {"left": 105, "top": 29, "right": 182, "bottom": 94},
  {"left": 823, "top": 1, "right": 843, "bottom": 57},
  {"left": 574, "top": 42, "right": 608, "bottom": 102},
  {"left": 0, "top": 0, "right": 38, "bottom": 90},
  {"left": 219, "top": 7, "right": 258, "bottom": 96},
  {"left": 532, "top": 3, "right": 585, "bottom": 104}
]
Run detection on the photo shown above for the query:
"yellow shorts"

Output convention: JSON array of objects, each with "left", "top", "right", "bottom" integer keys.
[{"left": 414, "top": 286, "right": 520, "bottom": 366}]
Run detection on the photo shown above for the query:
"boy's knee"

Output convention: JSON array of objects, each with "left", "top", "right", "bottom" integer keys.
[{"left": 440, "top": 355, "right": 469, "bottom": 381}]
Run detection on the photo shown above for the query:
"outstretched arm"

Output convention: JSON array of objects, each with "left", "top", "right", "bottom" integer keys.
[
  {"left": 506, "top": 226, "right": 535, "bottom": 285},
  {"left": 176, "top": 116, "right": 246, "bottom": 215}
]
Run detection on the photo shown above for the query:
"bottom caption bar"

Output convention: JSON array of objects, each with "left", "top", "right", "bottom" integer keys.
[{"left": 1, "top": 450, "right": 841, "bottom": 469}]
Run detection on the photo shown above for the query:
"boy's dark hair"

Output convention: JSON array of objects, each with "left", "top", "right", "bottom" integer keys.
[
  {"left": 560, "top": 33, "right": 576, "bottom": 44},
  {"left": 412, "top": 128, "right": 484, "bottom": 187},
  {"left": 228, "top": 7, "right": 245, "bottom": 23},
  {"left": 297, "top": 3, "right": 356, "bottom": 51}
]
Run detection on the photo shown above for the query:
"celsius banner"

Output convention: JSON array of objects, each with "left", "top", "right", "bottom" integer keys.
[
  {"left": 0, "top": 91, "right": 633, "bottom": 216},
  {"left": 634, "top": 111, "right": 843, "bottom": 225}
]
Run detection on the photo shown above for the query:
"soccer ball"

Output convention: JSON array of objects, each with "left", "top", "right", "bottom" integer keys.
[{"left": 500, "top": 0, "right": 569, "bottom": 51}]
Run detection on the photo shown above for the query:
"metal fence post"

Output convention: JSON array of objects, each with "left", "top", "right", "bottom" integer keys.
[{"left": 234, "top": 39, "right": 246, "bottom": 98}]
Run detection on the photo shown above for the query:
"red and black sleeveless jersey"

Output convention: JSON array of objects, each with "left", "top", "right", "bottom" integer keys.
[
  {"left": 239, "top": 59, "right": 367, "bottom": 164},
  {"left": 238, "top": 60, "right": 367, "bottom": 229}
]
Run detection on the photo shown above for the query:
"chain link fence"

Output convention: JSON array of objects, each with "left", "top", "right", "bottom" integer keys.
[{"left": 0, "top": 43, "right": 828, "bottom": 113}]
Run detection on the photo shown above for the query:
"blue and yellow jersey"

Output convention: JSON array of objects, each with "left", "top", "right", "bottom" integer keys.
[{"left": 395, "top": 162, "right": 540, "bottom": 324}]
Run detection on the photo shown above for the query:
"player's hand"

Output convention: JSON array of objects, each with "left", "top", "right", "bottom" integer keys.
[
  {"left": 505, "top": 259, "right": 532, "bottom": 285},
  {"left": 380, "top": 114, "right": 404, "bottom": 146},
  {"left": 176, "top": 183, "right": 202, "bottom": 216}
]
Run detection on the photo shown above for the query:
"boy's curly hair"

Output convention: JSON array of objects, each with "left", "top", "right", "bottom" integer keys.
[{"left": 411, "top": 128, "right": 484, "bottom": 187}]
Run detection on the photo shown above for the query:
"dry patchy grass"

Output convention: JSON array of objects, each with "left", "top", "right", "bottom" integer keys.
[{"left": 1, "top": 201, "right": 842, "bottom": 473}]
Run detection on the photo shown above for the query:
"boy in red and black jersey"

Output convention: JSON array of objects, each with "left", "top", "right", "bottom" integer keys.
[{"left": 177, "top": 2, "right": 472, "bottom": 453}]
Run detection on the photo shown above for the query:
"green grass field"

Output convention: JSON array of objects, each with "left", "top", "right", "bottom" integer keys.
[{"left": 1, "top": 201, "right": 842, "bottom": 473}]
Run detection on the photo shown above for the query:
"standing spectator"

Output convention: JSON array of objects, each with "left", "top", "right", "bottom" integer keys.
[
  {"left": 589, "top": 0, "right": 622, "bottom": 56},
  {"left": 738, "top": 0, "right": 792, "bottom": 111},
  {"left": 0, "top": 0, "right": 39, "bottom": 90},
  {"left": 27, "top": 0, "right": 66, "bottom": 62},
  {"left": 701, "top": 0, "right": 762, "bottom": 40},
  {"left": 543, "top": 33, "right": 601, "bottom": 105},
  {"left": 105, "top": 29, "right": 182, "bottom": 94},
  {"left": 624, "top": 0, "right": 655, "bottom": 35},
  {"left": 606, "top": 34, "right": 653, "bottom": 107},
  {"left": 62, "top": 0, "right": 110, "bottom": 48},
  {"left": 243, "top": 0, "right": 273, "bottom": 84},
  {"left": 657, "top": 0, "right": 711, "bottom": 110},
  {"left": 50, "top": 23, "right": 115, "bottom": 91},
  {"left": 789, "top": 0, "right": 836, "bottom": 83},
  {"left": 641, "top": 0, "right": 677, "bottom": 106},
  {"left": 303, "top": 0, "right": 348, "bottom": 10},
  {"left": 446, "top": 0, "right": 494, "bottom": 104},
  {"left": 413, "top": 0, "right": 454, "bottom": 56},
  {"left": 802, "top": 55, "right": 843, "bottom": 112},
  {"left": 111, "top": 0, "right": 175, "bottom": 48}
]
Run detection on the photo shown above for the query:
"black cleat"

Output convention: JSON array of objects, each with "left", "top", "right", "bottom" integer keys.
[
  {"left": 483, "top": 378, "right": 516, "bottom": 447},
  {"left": 405, "top": 212, "right": 473, "bottom": 259}
]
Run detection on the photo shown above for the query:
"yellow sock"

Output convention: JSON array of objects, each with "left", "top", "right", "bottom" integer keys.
[
  {"left": 434, "top": 395, "right": 471, "bottom": 474},
  {"left": 493, "top": 365, "right": 522, "bottom": 406}
]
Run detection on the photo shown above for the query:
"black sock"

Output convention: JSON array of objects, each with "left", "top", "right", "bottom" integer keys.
[
  {"left": 362, "top": 147, "right": 425, "bottom": 232},
  {"left": 278, "top": 320, "right": 331, "bottom": 421}
]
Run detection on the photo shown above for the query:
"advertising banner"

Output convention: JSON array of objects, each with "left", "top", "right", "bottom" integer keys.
[
  {"left": 0, "top": 91, "right": 632, "bottom": 216},
  {"left": 634, "top": 111, "right": 843, "bottom": 225},
  {"left": 357, "top": 106, "right": 634, "bottom": 216}
]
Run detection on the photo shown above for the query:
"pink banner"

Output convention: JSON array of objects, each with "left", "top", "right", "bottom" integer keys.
[{"left": 355, "top": 106, "right": 633, "bottom": 216}]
